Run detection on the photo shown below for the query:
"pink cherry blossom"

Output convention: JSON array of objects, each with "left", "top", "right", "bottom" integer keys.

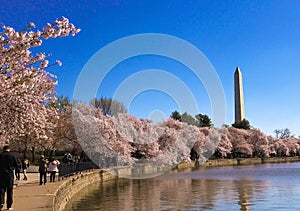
[{"left": 0, "top": 17, "right": 80, "bottom": 151}]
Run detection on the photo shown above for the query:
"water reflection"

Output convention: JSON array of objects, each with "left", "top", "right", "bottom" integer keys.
[{"left": 67, "top": 163, "right": 300, "bottom": 211}]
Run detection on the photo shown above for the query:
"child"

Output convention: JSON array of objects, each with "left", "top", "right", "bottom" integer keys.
[{"left": 22, "top": 157, "right": 30, "bottom": 180}]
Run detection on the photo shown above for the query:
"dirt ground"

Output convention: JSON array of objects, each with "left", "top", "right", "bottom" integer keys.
[{"left": 4, "top": 167, "right": 64, "bottom": 211}]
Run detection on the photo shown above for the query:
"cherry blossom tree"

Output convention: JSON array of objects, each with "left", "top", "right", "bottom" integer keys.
[
  {"left": 48, "top": 101, "right": 78, "bottom": 153},
  {"left": 267, "top": 135, "right": 277, "bottom": 157},
  {"left": 281, "top": 137, "right": 300, "bottom": 156},
  {"left": 215, "top": 128, "right": 233, "bottom": 158},
  {"left": 227, "top": 127, "right": 253, "bottom": 158},
  {"left": 72, "top": 104, "right": 221, "bottom": 176},
  {"left": 71, "top": 101, "right": 300, "bottom": 175},
  {"left": 0, "top": 17, "right": 80, "bottom": 150},
  {"left": 248, "top": 128, "right": 270, "bottom": 157},
  {"left": 72, "top": 104, "right": 135, "bottom": 166},
  {"left": 273, "top": 139, "right": 289, "bottom": 156}
]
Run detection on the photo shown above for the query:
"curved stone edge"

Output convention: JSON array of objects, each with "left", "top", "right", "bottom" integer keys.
[{"left": 53, "top": 170, "right": 116, "bottom": 211}]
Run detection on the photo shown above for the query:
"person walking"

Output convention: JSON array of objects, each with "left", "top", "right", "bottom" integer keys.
[
  {"left": 22, "top": 157, "right": 30, "bottom": 180},
  {"left": 48, "top": 157, "right": 60, "bottom": 182},
  {"left": 0, "top": 145, "right": 18, "bottom": 210},
  {"left": 15, "top": 158, "right": 22, "bottom": 181},
  {"left": 38, "top": 155, "right": 48, "bottom": 185}
]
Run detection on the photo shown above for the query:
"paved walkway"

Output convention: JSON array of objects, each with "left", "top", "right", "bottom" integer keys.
[{"left": 7, "top": 166, "right": 65, "bottom": 211}]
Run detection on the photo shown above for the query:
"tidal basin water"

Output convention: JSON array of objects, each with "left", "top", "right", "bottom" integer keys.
[{"left": 67, "top": 162, "right": 300, "bottom": 210}]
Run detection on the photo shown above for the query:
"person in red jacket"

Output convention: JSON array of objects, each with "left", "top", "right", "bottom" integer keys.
[{"left": 0, "top": 145, "right": 18, "bottom": 210}]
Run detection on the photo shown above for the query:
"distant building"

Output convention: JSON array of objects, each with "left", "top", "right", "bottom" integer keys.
[{"left": 234, "top": 66, "right": 245, "bottom": 123}]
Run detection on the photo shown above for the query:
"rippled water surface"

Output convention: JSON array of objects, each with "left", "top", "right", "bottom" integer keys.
[{"left": 67, "top": 162, "right": 300, "bottom": 210}]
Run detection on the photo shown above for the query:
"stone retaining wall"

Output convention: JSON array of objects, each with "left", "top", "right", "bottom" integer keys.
[
  {"left": 53, "top": 170, "right": 116, "bottom": 211},
  {"left": 177, "top": 156, "right": 300, "bottom": 170}
]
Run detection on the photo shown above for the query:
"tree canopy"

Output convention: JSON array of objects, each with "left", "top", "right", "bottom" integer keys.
[
  {"left": 274, "top": 128, "right": 292, "bottom": 138},
  {"left": 232, "top": 119, "right": 251, "bottom": 130},
  {"left": 90, "top": 97, "right": 127, "bottom": 116},
  {"left": 195, "top": 113, "right": 213, "bottom": 127},
  {"left": 170, "top": 111, "right": 213, "bottom": 128},
  {"left": 170, "top": 111, "right": 181, "bottom": 121}
]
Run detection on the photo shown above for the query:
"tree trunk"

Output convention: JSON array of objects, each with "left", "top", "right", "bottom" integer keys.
[
  {"left": 23, "top": 146, "right": 27, "bottom": 159},
  {"left": 31, "top": 146, "right": 35, "bottom": 162}
]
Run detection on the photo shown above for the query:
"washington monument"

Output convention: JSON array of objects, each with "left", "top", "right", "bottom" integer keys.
[{"left": 234, "top": 66, "right": 245, "bottom": 123}]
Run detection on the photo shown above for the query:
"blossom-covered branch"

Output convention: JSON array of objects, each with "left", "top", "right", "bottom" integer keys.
[{"left": 0, "top": 17, "right": 80, "bottom": 147}]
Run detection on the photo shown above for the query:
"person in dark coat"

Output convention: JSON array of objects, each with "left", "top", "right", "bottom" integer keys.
[
  {"left": 15, "top": 158, "right": 22, "bottom": 181},
  {"left": 0, "top": 145, "right": 18, "bottom": 210},
  {"left": 38, "top": 155, "right": 48, "bottom": 185}
]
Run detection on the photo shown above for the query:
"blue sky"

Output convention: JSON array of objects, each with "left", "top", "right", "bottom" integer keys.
[{"left": 1, "top": 0, "right": 300, "bottom": 136}]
